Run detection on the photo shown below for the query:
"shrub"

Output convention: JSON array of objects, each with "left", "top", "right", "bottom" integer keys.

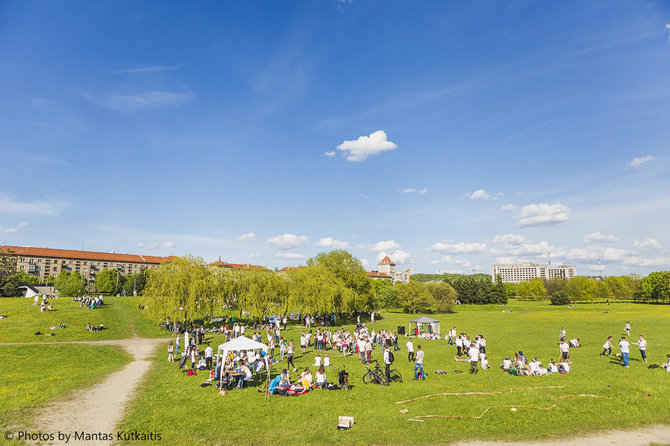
[{"left": 550, "top": 290, "right": 570, "bottom": 305}]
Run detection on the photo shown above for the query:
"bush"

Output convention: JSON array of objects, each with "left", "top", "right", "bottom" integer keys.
[{"left": 550, "top": 290, "right": 570, "bottom": 306}]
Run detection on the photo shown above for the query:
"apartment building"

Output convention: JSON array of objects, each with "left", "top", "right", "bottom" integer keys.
[
  {"left": 0, "top": 245, "right": 173, "bottom": 286},
  {"left": 491, "top": 263, "right": 576, "bottom": 284}
]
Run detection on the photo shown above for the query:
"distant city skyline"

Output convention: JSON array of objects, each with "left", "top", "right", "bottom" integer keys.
[{"left": 1, "top": 1, "right": 669, "bottom": 276}]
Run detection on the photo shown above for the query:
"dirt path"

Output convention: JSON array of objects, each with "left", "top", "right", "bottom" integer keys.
[
  {"left": 26, "top": 337, "right": 168, "bottom": 446},
  {"left": 454, "top": 424, "right": 670, "bottom": 446}
]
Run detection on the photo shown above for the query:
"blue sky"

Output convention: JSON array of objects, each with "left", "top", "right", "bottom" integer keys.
[{"left": 1, "top": 0, "right": 669, "bottom": 275}]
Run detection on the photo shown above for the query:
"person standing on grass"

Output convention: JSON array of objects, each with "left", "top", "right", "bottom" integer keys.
[
  {"left": 205, "top": 343, "right": 213, "bottom": 370},
  {"left": 383, "top": 345, "right": 392, "bottom": 383},
  {"left": 601, "top": 336, "right": 613, "bottom": 357},
  {"left": 280, "top": 337, "right": 286, "bottom": 360},
  {"left": 176, "top": 335, "right": 180, "bottom": 356},
  {"left": 407, "top": 337, "right": 415, "bottom": 362},
  {"left": 469, "top": 343, "right": 479, "bottom": 375},
  {"left": 287, "top": 339, "right": 296, "bottom": 372},
  {"left": 624, "top": 322, "right": 631, "bottom": 336},
  {"left": 632, "top": 335, "right": 647, "bottom": 363},
  {"left": 560, "top": 327, "right": 566, "bottom": 342},
  {"left": 619, "top": 336, "right": 630, "bottom": 368},
  {"left": 559, "top": 339, "right": 570, "bottom": 362},
  {"left": 455, "top": 335, "right": 463, "bottom": 357},
  {"left": 414, "top": 345, "right": 425, "bottom": 380},
  {"left": 283, "top": 315, "right": 288, "bottom": 331},
  {"left": 168, "top": 341, "right": 174, "bottom": 362}
]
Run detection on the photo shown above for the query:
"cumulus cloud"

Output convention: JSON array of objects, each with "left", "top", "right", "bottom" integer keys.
[
  {"left": 430, "top": 255, "right": 472, "bottom": 268},
  {"left": 0, "top": 193, "right": 68, "bottom": 216},
  {"left": 431, "top": 241, "right": 487, "bottom": 254},
  {"left": 633, "top": 238, "right": 662, "bottom": 249},
  {"left": 399, "top": 188, "right": 428, "bottom": 194},
  {"left": 315, "top": 237, "right": 350, "bottom": 249},
  {"left": 567, "top": 247, "right": 630, "bottom": 261},
  {"left": 3, "top": 221, "right": 28, "bottom": 233},
  {"left": 628, "top": 155, "right": 655, "bottom": 169},
  {"left": 376, "top": 250, "right": 411, "bottom": 264},
  {"left": 336, "top": 130, "right": 398, "bottom": 162},
  {"left": 492, "top": 234, "right": 527, "bottom": 245},
  {"left": 324, "top": 151, "right": 336, "bottom": 157},
  {"left": 238, "top": 232, "right": 258, "bottom": 241},
  {"left": 623, "top": 256, "right": 670, "bottom": 266},
  {"left": 137, "top": 241, "right": 175, "bottom": 250},
  {"left": 366, "top": 240, "right": 401, "bottom": 251},
  {"left": 275, "top": 252, "right": 305, "bottom": 259},
  {"left": 500, "top": 204, "right": 519, "bottom": 212},
  {"left": 515, "top": 203, "right": 570, "bottom": 227},
  {"left": 489, "top": 240, "right": 551, "bottom": 257},
  {"left": 267, "top": 233, "right": 309, "bottom": 250},
  {"left": 584, "top": 232, "right": 619, "bottom": 243},
  {"left": 465, "top": 189, "right": 493, "bottom": 200}
]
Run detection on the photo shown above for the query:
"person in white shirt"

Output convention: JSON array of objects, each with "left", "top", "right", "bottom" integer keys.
[
  {"left": 323, "top": 354, "right": 331, "bottom": 367},
  {"left": 662, "top": 354, "right": 670, "bottom": 372},
  {"left": 455, "top": 336, "right": 463, "bottom": 357},
  {"left": 601, "top": 336, "right": 613, "bottom": 357},
  {"left": 479, "top": 335, "right": 487, "bottom": 354},
  {"left": 619, "top": 337, "right": 630, "bottom": 368},
  {"left": 559, "top": 361, "right": 570, "bottom": 373},
  {"left": 528, "top": 359, "right": 539, "bottom": 375},
  {"left": 315, "top": 365, "right": 328, "bottom": 388},
  {"left": 548, "top": 360, "right": 559, "bottom": 374},
  {"left": 559, "top": 340, "right": 570, "bottom": 362},
  {"left": 414, "top": 346, "right": 425, "bottom": 380},
  {"left": 569, "top": 338, "right": 580, "bottom": 348},
  {"left": 313, "top": 354, "right": 322, "bottom": 367},
  {"left": 560, "top": 328, "right": 566, "bottom": 342},
  {"left": 501, "top": 356, "right": 512, "bottom": 371},
  {"left": 480, "top": 355, "right": 489, "bottom": 370},
  {"left": 204, "top": 344, "right": 214, "bottom": 370},
  {"left": 406, "top": 338, "right": 415, "bottom": 362},
  {"left": 468, "top": 345, "right": 479, "bottom": 374},
  {"left": 624, "top": 322, "right": 631, "bottom": 336},
  {"left": 240, "top": 325, "right": 246, "bottom": 336},
  {"left": 633, "top": 335, "right": 647, "bottom": 363}
]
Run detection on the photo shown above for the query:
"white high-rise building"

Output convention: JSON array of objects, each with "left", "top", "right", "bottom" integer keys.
[{"left": 491, "top": 263, "right": 576, "bottom": 284}]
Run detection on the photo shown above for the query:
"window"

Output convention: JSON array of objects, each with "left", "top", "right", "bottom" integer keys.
[
  {"left": 29, "top": 259, "right": 34, "bottom": 264},
  {"left": 20, "top": 265, "right": 24, "bottom": 270},
  {"left": 83, "top": 268, "right": 87, "bottom": 272},
  {"left": 38, "top": 259, "right": 43, "bottom": 263},
  {"left": 69, "top": 261, "right": 73, "bottom": 264}
]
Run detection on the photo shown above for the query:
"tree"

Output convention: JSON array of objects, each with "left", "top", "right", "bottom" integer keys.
[
  {"left": 490, "top": 275, "right": 509, "bottom": 304},
  {"left": 0, "top": 247, "right": 18, "bottom": 297},
  {"left": 605, "top": 276, "right": 637, "bottom": 302},
  {"left": 95, "top": 268, "right": 118, "bottom": 294},
  {"left": 396, "top": 282, "right": 433, "bottom": 314},
  {"left": 565, "top": 276, "right": 596, "bottom": 302},
  {"left": 450, "top": 276, "right": 492, "bottom": 304},
  {"left": 517, "top": 279, "right": 547, "bottom": 300},
  {"left": 550, "top": 290, "right": 570, "bottom": 305},
  {"left": 427, "top": 282, "right": 457, "bottom": 313},
  {"left": 373, "top": 279, "right": 398, "bottom": 310},
  {"left": 55, "top": 270, "right": 86, "bottom": 297},
  {"left": 544, "top": 278, "right": 567, "bottom": 296}
]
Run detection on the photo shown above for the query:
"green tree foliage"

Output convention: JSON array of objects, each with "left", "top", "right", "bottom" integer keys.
[
  {"left": 490, "top": 275, "right": 509, "bottom": 304},
  {"left": 450, "top": 276, "right": 493, "bottom": 304},
  {"left": 426, "top": 281, "right": 457, "bottom": 313},
  {"left": 412, "top": 272, "right": 490, "bottom": 284},
  {"left": 605, "top": 276, "right": 637, "bottom": 301},
  {"left": 94, "top": 268, "right": 121, "bottom": 294},
  {"left": 373, "top": 279, "right": 398, "bottom": 310},
  {"left": 635, "top": 271, "right": 670, "bottom": 303},
  {"left": 550, "top": 290, "right": 570, "bottom": 305},
  {"left": 544, "top": 278, "right": 567, "bottom": 296},
  {"left": 396, "top": 282, "right": 433, "bottom": 314},
  {"left": 517, "top": 278, "right": 547, "bottom": 300},
  {"left": 54, "top": 270, "right": 86, "bottom": 297},
  {"left": 565, "top": 276, "right": 596, "bottom": 302},
  {"left": 123, "top": 268, "right": 149, "bottom": 295},
  {"left": 0, "top": 247, "right": 18, "bottom": 297}
]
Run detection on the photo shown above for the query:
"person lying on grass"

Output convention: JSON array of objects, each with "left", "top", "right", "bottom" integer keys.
[{"left": 661, "top": 354, "right": 670, "bottom": 372}]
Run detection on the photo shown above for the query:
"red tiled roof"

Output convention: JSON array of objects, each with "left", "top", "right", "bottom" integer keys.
[
  {"left": 378, "top": 256, "right": 393, "bottom": 264},
  {"left": 0, "top": 245, "right": 173, "bottom": 264},
  {"left": 367, "top": 271, "right": 391, "bottom": 278}
]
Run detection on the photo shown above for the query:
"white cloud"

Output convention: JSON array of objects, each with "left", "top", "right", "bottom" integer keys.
[
  {"left": 377, "top": 250, "right": 411, "bottom": 264},
  {"left": 515, "top": 203, "right": 570, "bottom": 227},
  {"left": 108, "top": 65, "right": 180, "bottom": 75},
  {"left": 82, "top": 90, "right": 194, "bottom": 112},
  {"left": 465, "top": 189, "right": 494, "bottom": 200},
  {"left": 399, "top": 188, "right": 428, "bottom": 194},
  {"left": 584, "top": 232, "right": 619, "bottom": 243},
  {"left": 494, "top": 256, "right": 522, "bottom": 265},
  {"left": 267, "top": 233, "right": 309, "bottom": 250},
  {"left": 567, "top": 247, "right": 630, "bottom": 261},
  {"left": 248, "top": 253, "right": 265, "bottom": 259},
  {"left": 430, "top": 255, "right": 472, "bottom": 268},
  {"left": 360, "top": 258, "right": 369, "bottom": 268},
  {"left": 623, "top": 256, "right": 670, "bottom": 267},
  {"left": 136, "top": 241, "right": 175, "bottom": 250},
  {"left": 628, "top": 155, "right": 655, "bottom": 169},
  {"left": 0, "top": 194, "right": 67, "bottom": 216},
  {"left": 666, "top": 24, "right": 670, "bottom": 29},
  {"left": 500, "top": 204, "right": 519, "bottom": 212},
  {"left": 324, "top": 151, "right": 336, "bottom": 157},
  {"left": 431, "top": 241, "right": 487, "bottom": 254},
  {"left": 633, "top": 238, "right": 662, "bottom": 249},
  {"left": 275, "top": 252, "right": 305, "bottom": 259},
  {"left": 336, "top": 130, "right": 398, "bottom": 162},
  {"left": 492, "top": 234, "right": 527, "bottom": 245},
  {"left": 3, "top": 221, "right": 29, "bottom": 233},
  {"left": 489, "top": 240, "right": 551, "bottom": 256},
  {"left": 315, "top": 237, "right": 350, "bottom": 249},
  {"left": 359, "top": 240, "right": 401, "bottom": 251},
  {"left": 238, "top": 232, "right": 258, "bottom": 241}
]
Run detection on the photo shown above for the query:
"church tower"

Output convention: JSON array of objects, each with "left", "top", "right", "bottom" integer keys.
[{"left": 378, "top": 256, "right": 395, "bottom": 275}]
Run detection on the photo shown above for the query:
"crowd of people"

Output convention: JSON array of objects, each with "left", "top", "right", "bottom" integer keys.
[{"left": 74, "top": 295, "right": 104, "bottom": 309}]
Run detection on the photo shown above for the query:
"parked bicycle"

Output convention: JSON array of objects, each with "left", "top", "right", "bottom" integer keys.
[{"left": 362, "top": 360, "right": 388, "bottom": 386}]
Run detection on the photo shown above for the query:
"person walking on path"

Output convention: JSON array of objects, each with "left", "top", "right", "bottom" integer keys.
[
  {"left": 414, "top": 345, "right": 425, "bottom": 380},
  {"left": 619, "top": 336, "right": 630, "bottom": 368}
]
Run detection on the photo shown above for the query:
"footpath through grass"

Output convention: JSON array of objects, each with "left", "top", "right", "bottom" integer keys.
[
  {"left": 0, "top": 296, "right": 166, "bottom": 343},
  {"left": 0, "top": 343, "right": 131, "bottom": 437},
  {"left": 119, "top": 301, "right": 670, "bottom": 445}
]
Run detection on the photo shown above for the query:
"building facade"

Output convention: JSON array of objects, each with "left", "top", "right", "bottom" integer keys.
[
  {"left": 369, "top": 256, "right": 410, "bottom": 284},
  {"left": 1, "top": 245, "right": 173, "bottom": 287},
  {"left": 491, "top": 263, "right": 576, "bottom": 284}
]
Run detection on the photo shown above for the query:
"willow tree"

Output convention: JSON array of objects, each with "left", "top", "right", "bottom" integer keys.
[{"left": 244, "top": 269, "right": 288, "bottom": 319}]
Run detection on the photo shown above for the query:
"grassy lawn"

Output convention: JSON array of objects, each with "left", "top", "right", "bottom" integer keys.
[
  {"left": 0, "top": 296, "right": 167, "bottom": 343},
  {"left": 0, "top": 344, "right": 131, "bottom": 436},
  {"left": 118, "top": 301, "right": 670, "bottom": 445}
]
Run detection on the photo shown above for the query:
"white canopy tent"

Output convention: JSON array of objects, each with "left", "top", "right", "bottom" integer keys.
[
  {"left": 408, "top": 315, "right": 441, "bottom": 336},
  {"left": 217, "top": 336, "right": 269, "bottom": 359}
]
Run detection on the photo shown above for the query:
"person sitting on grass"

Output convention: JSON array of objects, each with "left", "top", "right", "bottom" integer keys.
[
  {"left": 559, "top": 361, "right": 571, "bottom": 373},
  {"left": 661, "top": 354, "right": 670, "bottom": 372},
  {"left": 86, "top": 322, "right": 93, "bottom": 331},
  {"left": 548, "top": 359, "right": 559, "bottom": 374},
  {"left": 323, "top": 354, "right": 331, "bottom": 367},
  {"left": 315, "top": 365, "right": 328, "bottom": 388},
  {"left": 313, "top": 354, "right": 322, "bottom": 367},
  {"left": 480, "top": 354, "right": 490, "bottom": 370},
  {"left": 501, "top": 356, "right": 512, "bottom": 371}
]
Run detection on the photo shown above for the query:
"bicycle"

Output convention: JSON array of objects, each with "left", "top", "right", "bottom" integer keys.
[
  {"left": 362, "top": 360, "right": 388, "bottom": 386},
  {"left": 388, "top": 368, "right": 403, "bottom": 383}
]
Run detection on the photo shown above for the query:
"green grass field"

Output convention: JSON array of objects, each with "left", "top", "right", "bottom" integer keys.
[
  {"left": 0, "top": 296, "right": 167, "bottom": 343},
  {"left": 0, "top": 344, "right": 131, "bottom": 436},
  {"left": 117, "top": 301, "right": 670, "bottom": 445}
]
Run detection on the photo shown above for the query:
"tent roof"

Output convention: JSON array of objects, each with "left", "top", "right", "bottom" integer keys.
[
  {"left": 217, "top": 336, "right": 268, "bottom": 353},
  {"left": 409, "top": 315, "right": 440, "bottom": 324}
]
